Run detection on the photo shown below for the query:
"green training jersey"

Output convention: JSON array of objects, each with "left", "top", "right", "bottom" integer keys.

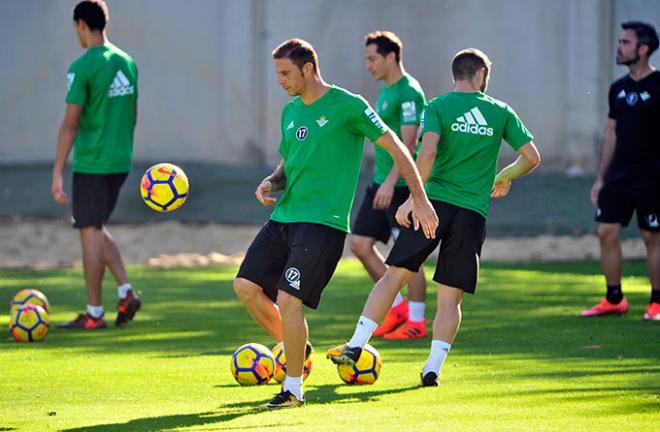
[
  {"left": 373, "top": 74, "right": 426, "bottom": 186},
  {"left": 65, "top": 43, "right": 138, "bottom": 174},
  {"left": 419, "top": 91, "right": 533, "bottom": 218},
  {"left": 271, "top": 86, "right": 388, "bottom": 232}
]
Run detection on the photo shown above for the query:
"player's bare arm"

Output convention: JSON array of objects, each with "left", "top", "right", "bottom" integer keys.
[
  {"left": 52, "top": 103, "right": 82, "bottom": 204},
  {"left": 590, "top": 119, "right": 616, "bottom": 206},
  {"left": 373, "top": 124, "right": 419, "bottom": 210},
  {"left": 491, "top": 141, "right": 541, "bottom": 199},
  {"left": 396, "top": 130, "right": 438, "bottom": 228},
  {"left": 375, "top": 130, "right": 438, "bottom": 238},
  {"left": 255, "top": 159, "right": 285, "bottom": 206}
]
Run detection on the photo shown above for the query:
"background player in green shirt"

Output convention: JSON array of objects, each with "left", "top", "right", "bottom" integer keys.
[
  {"left": 328, "top": 48, "right": 541, "bottom": 387},
  {"left": 233, "top": 38, "right": 438, "bottom": 409},
  {"left": 352, "top": 31, "right": 429, "bottom": 340},
  {"left": 51, "top": 0, "right": 140, "bottom": 330}
]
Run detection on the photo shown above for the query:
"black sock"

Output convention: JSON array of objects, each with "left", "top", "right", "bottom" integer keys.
[
  {"left": 651, "top": 290, "right": 660, "bottom": 304},
  {"left": 606, "top": 284, "right": 623, "bottom": 304}
]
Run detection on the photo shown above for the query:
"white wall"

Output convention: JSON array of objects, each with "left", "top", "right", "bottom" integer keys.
[{"left": 0, "top": 0, "right": 658, "bottom": 169}]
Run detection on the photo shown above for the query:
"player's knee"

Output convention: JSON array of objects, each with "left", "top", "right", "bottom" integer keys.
[
  {"left": 233, "top": 278, "right": 257, "bottom": 301},
  {"left": 640, "top": 230, "right": 659, "bottom": 248},
  {"left": 598, "top": 224, "right": 619, "bottom": 243},
  {"left": 276, "top": 290, "right": 302, "bottom": 313},
  {"left": 350, "top": 236, "right": 373, "bottom": 258}
]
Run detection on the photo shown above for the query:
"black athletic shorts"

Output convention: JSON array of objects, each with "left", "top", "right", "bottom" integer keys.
[
  {"left": 236, "top": 221, "right": 346, "bottom": 309},
  {"left": 72, "top": 172, "right": 128, "bottom": 229},
  {"left": 352, "top": 183, "right": 411, "bottom": 243},
  {"left": 596, "top": 169, "right": 660, "bottom": 231},
  {"left": 386, "top": 200, "right": 486, "bottom": 294}
]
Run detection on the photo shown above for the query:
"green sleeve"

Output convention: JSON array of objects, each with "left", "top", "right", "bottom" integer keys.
[
  {"left": 346, "top": 96, "right": 388, "bottom": 142},
  {"left": 503, "top": 104, "right": 534, "bottom": 150},
  {"left": 133, "top": 63, "right": 139, "bottom": 99},
  {"left": 399, "top": 87, "right": 425, "bottom": 126},
  {"left": 418, "top": 103, "right": 441, "bottom": 138},
  {"left": 65, "top": 63, "right": 87, "bottom": 107},
  {"left": 278, "top": 104, "right": 289, "bottom": 158}
]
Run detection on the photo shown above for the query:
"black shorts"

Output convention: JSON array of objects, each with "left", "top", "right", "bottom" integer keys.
[
  {"left": 72, "top": 172, "right": 128, "bottom": 229},
  {"left": 596, "top": 171, "right": 660, "bottom": 231},
  {"left": 352, "top": 183, "right": 411, "bottom": 243},
  {"left": 236, "top": 221, "right": 346, "bottom": 309},
  {"left": 386, "top": 200, "right": 486, "bottom": 294}
]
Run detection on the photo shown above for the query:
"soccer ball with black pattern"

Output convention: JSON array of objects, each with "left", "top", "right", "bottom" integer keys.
[
  {"left": 271, "top": 343, "right": 312, "bottom": 383},
  {"left": 230, "top": 343, "right": 276, "bottom": 385},
  {"left": 337, "top": 344, "right": 382, "bottom": 385},
  {"left": 140, "top": 163, "right": 189, "bottom": 212},
  {"left": 10, "top": 289, "right": 50, "bottom": 314},
  {"left": 9, "top": 304, "right": 49, "bottom": 343}
]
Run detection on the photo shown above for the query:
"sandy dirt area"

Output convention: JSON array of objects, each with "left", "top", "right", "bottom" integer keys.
[{"left": 0, "top": 220, "right": 648, "bottom": 269}]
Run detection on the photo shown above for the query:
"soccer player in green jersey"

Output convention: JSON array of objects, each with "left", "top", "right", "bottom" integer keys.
[
  {"left": 233, "top": 38, "right": 438, "bottom": 409},
  {"left": 352, "top": 31, "right": 429, "bottom": 340},
  {"left": 52, "top": 0, "right": 140, "bottom": 330},
  {"left": 328, "top": 48, "right": 541, "bottom": 387}
]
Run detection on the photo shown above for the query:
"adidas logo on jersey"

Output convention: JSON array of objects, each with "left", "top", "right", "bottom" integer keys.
[
  {"left": 451, "top": 107, "right": 494, "bottom": 136},
  {"left": 108, "top": 70, "right": 135, "bottom": 98}
]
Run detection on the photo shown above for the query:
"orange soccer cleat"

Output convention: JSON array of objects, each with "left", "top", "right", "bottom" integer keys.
[
  {"left": 580, "top": 298, "right": 629, "bottom": 317},
  {"left": 373, "top": 300, "right": 409, "bottom": 337},
  {"left": 116, "top": 290, "right": 141, "bottom": 326},
  {"left": 383, "top": 320, "right": 428, "bottom": 340},
  {"left": 57, "top": 313, "right": 107, "bottom": 330},
  {"left": 643, "top": 302, "right": 660, "bottom": 321}
]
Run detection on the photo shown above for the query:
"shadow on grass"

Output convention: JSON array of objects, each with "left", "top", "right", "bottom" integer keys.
[
  {"left": 3, "top": 261, "right": 659, "bottom": 421},
  {"left": 59, "top": 384, "right": 419, "bottom": 432}
]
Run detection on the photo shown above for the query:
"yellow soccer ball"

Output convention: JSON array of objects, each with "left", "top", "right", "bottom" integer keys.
[
  {"left": 271, "top": 343, "right": 313, "bottom": 383},
  {"left": 230, "top": 343, "right": 275, "bottom": 385},
  {"left": 140, "top": 163, "right": 189, "bottom": 212},
  {"left": 9, "top": 304, "right": 49, "bottom": 343},
  {"left": 10, "top": 289, "right": 50, "bottom": 314},
  {"left": 337, "top": 344, "right": 382, "bottom": 385}
]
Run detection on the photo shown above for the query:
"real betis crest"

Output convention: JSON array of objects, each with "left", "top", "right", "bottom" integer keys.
[{"left": 316, "top": 116, "right": 329, "bottom": 127}]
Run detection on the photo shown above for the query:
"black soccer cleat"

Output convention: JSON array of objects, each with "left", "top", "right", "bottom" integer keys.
[
  {"left": 262, "top": 390, "right": 305, "bottom": 409},
  {"left": 116, "top": 290, "right": 141, "bottom": 326},
  {"left": 420, "top": 371, "right": 439, "bottom": 387},
  {"left": 326, "top": 344, "right": 362, "bottom": 366}
]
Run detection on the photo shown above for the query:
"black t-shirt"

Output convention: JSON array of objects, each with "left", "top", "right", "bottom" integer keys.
[{"left": 606, "top": 70, "right": 660, "bottom": 180}]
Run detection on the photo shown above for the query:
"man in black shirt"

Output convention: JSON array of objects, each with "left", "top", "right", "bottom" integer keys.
[{"left": 583, "top": 21, "right": 660, "bottom": 320}]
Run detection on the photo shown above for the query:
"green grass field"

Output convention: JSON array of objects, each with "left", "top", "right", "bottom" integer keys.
[{"left": 0, "top": 260, "right": 658, "bottom": 431}]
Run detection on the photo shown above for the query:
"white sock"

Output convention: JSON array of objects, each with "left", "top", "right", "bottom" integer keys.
[
  {"left": 423, "top": 339, "right": 451, "bottom": 376},
  {"left": 347, "top": 315, "right": 378, "bottom": 348},
  {"left": 391, "top": 293, "right": 405, "bottom": 307},
  {"left": 86, "top": 304, "right": 104, "bottom": 319},
  {"left": 283, "top": 375, "right": 303, "bottom": 400},
  {"left": 409, "top": 301, "right": 426, "bottom": 322},
  {"left": 118, "top": 283, "right": 132, "bottom": 299}
]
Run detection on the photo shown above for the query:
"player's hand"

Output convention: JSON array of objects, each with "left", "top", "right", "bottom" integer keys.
[
  {"left": 590, "top": 179, "right": 603, "bottom": 207},
  {"left": 373, "top": 182, "right": 394, "bottom": 209},
  {"left": 491, "top": 175, "right": 512, "bottom": 199},
  {"left": 395, "top": 197, "right": 414, "bottom": 228},
  {"left": 411, "top": 198, "right": 438, "bottom": 239},
  {"left": 51, "top": 173, "right": 68, "bottom": 204},
  {"left": 255, "top": 179, "right": 277, "bottom": 206}
]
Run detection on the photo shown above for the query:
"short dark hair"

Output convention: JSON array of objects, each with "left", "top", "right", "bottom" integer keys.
[
  {"left": 622, "top": 21, "right": 659, "bottom": 57},
  {"left": 272, "top": 38, "right": 319, "bottom": 72},
  {"left": 73, "top": 0, "right": 109, "bottom": 32},
  {"left": 365, "top": 31, "right": 403, "bottom": 63},
  {"left": 452, "top": 48, "right": 492, "bottom": 82}
]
